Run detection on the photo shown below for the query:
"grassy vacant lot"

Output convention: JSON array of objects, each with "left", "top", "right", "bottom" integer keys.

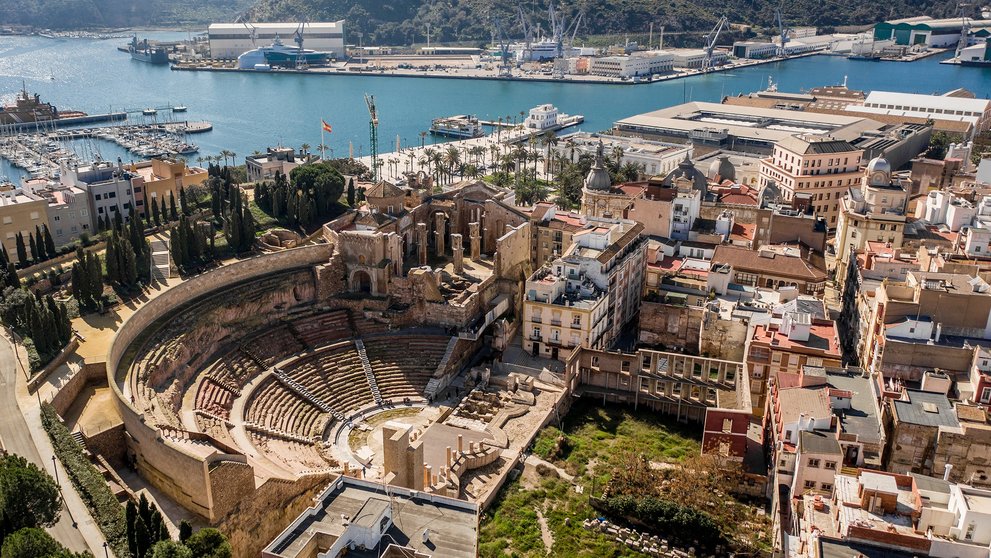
[{"left": 478, "top": 400, "right": 702, "bottom": 558}]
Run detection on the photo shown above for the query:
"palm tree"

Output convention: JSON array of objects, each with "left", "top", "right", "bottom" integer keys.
[
  {"left": 219, "top": 150, "right": 232, "bottom": 167},
  {"left": 489, "top": 145, "right": 501, "bottom": 172},
  {"left": 431, "top": 151, "right": 444, "bottom": 184},
  {"left": 419, "top": 131, "right": 428, "bottom": 148},
  {"left": 300, "top": 143, "right": 311, "bottom": 157},
  {"left": 443, "top": 146, "right": 461, "bottom": 182},
  {"left": 422, "top": 147, "right": 437, "bottom": 179}
]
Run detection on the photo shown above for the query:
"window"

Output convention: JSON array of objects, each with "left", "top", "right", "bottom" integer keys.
[
  {"left": 621, "top": 361, "right": 631, "bottom": 372},
  {"left": 29, "top": 211, "right": 39, "bottom": 220},
  {"left": 825, "top": 461, "right": 836, "bottom": 470},
  {"left": 591, "top": 356, "right": 599, "bottom": 368},
  {"left": 532, "top": 327, "right": 541, "bottom": 337},
  {"left": 807, "top": 458, "right": 820, "bottom": 468},
  {"left": 722, "top": 418, "right": 733, "bottom": 433},
  {"left": 785, "top": 430, "right": 792, "bottom": 440},
  {"left": 820, "top": 483, "right": 833, "bottom": 491},
  {"left": 108, "top": 192, "right": 116, "bottom": 199},
  {"left": 804, "top": 480, "right": 816, "bottom": 489},
  {"left": 1, "top": 217, "right": 10, "bottom": 225}
]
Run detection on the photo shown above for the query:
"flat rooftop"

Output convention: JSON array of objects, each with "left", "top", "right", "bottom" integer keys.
[
  {"left": 265, "top": 477, "right": 478, "bottom": 558},
  {"left": 614, "top": 101, "right": 882, "bottom": 145}
]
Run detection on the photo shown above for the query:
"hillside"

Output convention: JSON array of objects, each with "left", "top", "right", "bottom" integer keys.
[
  {"left": 0, "top": 0, "right": 251, "bottom": 29},
  {"left": 245, "top": 0, "right": 960, "bottom": 46}
]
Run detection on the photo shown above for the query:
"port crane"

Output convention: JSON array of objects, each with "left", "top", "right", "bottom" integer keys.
[
  {"left": 293, "top": 21, "right": 308, "bottom": 69},
  {"left": 365, "top": 94, "right": 379, "bottom": 182},
  {"left": 493, "top": 17, "right": 514, "bottom": 77},
  {"left": 775, "top": 8, "right": 791, "bottom": 57},
  {"left": 701, "top": 16, "right": 728, "bottom": 72},
  {"left": 548, "top": 3, "right": 583, "bottom": 59}
]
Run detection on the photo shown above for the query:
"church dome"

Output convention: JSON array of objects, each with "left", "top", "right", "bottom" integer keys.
[
  {"left": 663, "top": 154, "right": 708, "bottom": 195},
  {"left": 708, "top": 155, "right": 736, "bottom": 183},
  {"left": 584, "top": 141, "right": 613, "bottom": 191},
  {"left": 866, "top": 157, "right": 891, "bottom": 184}
]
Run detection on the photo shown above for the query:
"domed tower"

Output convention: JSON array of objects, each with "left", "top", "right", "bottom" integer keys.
[
  {"left": 866, "top": 156, "right": 891, "bottom": 186},
  {"left": 584, "top": 141, "right": 612, "bottom": 191},
  {"left": 708, "top": 155, "right": 737, "bottom": 184},
  {"left": 662, "top": 154, "right": 708, "bottom": 197}
]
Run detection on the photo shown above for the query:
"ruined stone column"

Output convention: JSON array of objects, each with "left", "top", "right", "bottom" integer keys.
[
  {"left": 416, "top": 222, "right": 428, "bottom": 266},
  {"left": 469, "top": 222, "right": 481, "bottom": 261},
  {"left": 435, "top": 212, "right": 446, "bottom": 257},
  {"left": 451, "top": 234, "right": 464, "bottom": 274}
]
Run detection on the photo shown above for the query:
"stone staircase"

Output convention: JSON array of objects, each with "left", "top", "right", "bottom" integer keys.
[
  {"left": 424, "top": 338, "right": 460, "bottom": 399},
  {"left": 71, "top": 430, "right": 86, "bottom": 448},
  {"left": 243, "top": 421, "right": 318, "bottom": 445},
  {"left": 149, "top": 236, "right": 171, "bottom": 282},
  {"left": 285, "top": 320, "right": 310, "bottom": 351},
  {"left": 354, "top": 339, "right": 383, "bottom": 405},
  {"left": 271, "top": 369, "right": 345, "bottom": 422}
]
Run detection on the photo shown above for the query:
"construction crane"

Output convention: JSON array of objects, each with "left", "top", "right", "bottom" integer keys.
[
  {"left": 518, "top": 4, "right": 533, "bottom": 57},
  {"left": 701, "top": 16, "right": 728, "bottom": 72},
  {"left": 775, "top": 8, "right": 791, "bottom": 57},
  {"left": 365, "top": 94, "right": 379, "bottom": 182},
  {"left": 493, "top": 17, "right": 514, "bottom": 77},
  {"left": 293, "top": 21, "right": 308, "bottom": 69}
]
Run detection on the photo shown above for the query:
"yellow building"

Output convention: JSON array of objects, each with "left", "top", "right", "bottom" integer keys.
[
  {"left": 126, "top": 159, "right": 208, "bottom": 219},
  {"left": 0, "top": 187, "right": 49, "bottom": 261}
]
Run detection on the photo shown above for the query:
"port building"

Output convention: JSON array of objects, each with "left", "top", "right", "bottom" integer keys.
[
  {"left": 872, "top": 17, "right": 971, "bottom": 48},
  {"left": 613, "top": 102, "right": 883, "bottom": 155},
  {"left": 208, "top": 21, "right": 346, "bottom": 59},
  {"left": 845, "top": 90, "right": 991, "bottom": 133}
]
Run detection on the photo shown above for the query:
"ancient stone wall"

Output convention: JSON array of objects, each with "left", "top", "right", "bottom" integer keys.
[
  {"left": 208, "top": 460, "right": 256, "bottom": 524},
  {"left": 219, "top": 473, "right": 335, "bottom": 558},
  {"left": 699, "top": 311, "right": 749, "bottom": 362},
  {"left": 82, "top": 424, "right": 127, "bottom": 468},
  {"left": 494, "top": 222, "right": 533, "bottom": 281},
  {"left": 106, "top": 245, "right": 334, "bottom": 524},
  {"left": 50, "top": 362, "right": 106, "bottom": 416},
  {"left": 638, "top": 302, "right": 703, "bottom": 351}
]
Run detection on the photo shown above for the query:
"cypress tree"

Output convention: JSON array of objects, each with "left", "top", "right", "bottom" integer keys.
[
  {"left": 126, "top": 500, "right": 138, "bottom": 558},
  {"left": 28, "top": 232, "right": 38, "bottom": 262},
  {"left": 347, "top": 176, "right": 356, "bottom": 207},
  {"left": 15, "top": 232, "right": 27, "bottom": 265},
  {"left": 34, "top": 226, "right": 45, "bottom": 260},
  {"left": 113, "top": 209, "right": 123, "bottom": 232},
  {"left": 178, "top": 520, "right": 192, "bottom": 543},
  {"left": 105, "top": 236, "right": 119, "bottom": 285},
  {"left": 4, "top": 262, "right": 16, "bottom": 289},
  {"left": 151, "top": 197, "right": 161, "bottom": 228},
  {"left": 179, "top": 186, "right": 189, "bottom": 216},
  {"left": 43, "top": 225, "right": 56, "bottom": 260},
  {"left": 169, "top": 192, "right": 178, "bottom": 221},
  {"left": 121, "top": 240, "right": 137, "bottom": 287}
]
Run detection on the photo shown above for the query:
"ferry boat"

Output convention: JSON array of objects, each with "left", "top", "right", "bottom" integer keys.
[
  {"left": 129, "top": 36, "right": 170, "bottom": 64},
  {"left": 142, "top": 108, "right": 157, "bottom": 116},
  {"left": 236, "top": 36, "right": 332, "bottom": 69},
  {"left": 172, "top": 105, "right": 187, "bottom": 113},
  {"left": 429, "top": 115, "right": 485, "bottom": 139}
]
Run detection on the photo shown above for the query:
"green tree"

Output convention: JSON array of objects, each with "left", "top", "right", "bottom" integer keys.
[
  {"left": 184, "top": 528, "right": 232, "bottom": 558},
  {"left": 27, "top": 233, "right": 38, "bottom": 263},
  {"left": 179, "top": 186, "right": 190, "bottom": 216},
  {"left": 0, "top": 527, "right": 86, "bottom": 558},
  {"left": 42, "top": 226, "right": 56, "bottom": 261},
  {"left": 169, "top": 192, "right": 179, "bottom": 222},
  {"left": 927, "top": 129, "right": 952, "bottom": 160},
  {"left": 178, "top": 520, "right": 192, "bottom": 543},
  {"left": 0, "top": 454, "right": 62, "bottom": 539},
  {"left": 347, "top": 176, "right": 356, "bottom": 207},
  {"left": 151, "top": 197, "right": 162, "bottom": 228},
  {"left": 13, "top": 234, "right": 26, "bottom": 266},
  {"left": 149, "top": 540, "right": 192, "bottom": 558}
]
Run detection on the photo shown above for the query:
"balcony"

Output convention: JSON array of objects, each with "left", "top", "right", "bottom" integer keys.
[
  {"left": 529, "top": 334, "right": 543, "bottom": 342},
  {"left": 531, "top": 316, "right": 542, "bottom": 324},
  {"left": 550, "top": 319, "right": 562, "bottom": 327}
]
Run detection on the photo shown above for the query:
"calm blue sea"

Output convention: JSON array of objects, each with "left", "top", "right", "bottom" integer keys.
[{"left": 1, "top": 32, "right": 990, "bottom": 182}]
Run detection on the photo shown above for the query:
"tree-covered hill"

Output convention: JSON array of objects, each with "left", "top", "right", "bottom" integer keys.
[
  {"left": 0, "top": 0, "right": 251, "bottom": 29},
  {"left": 245, "top": 0, "right": 960, "bottom": 45},
  {"left": 0, "top": 0, "right": 960, "bottom": 40}
]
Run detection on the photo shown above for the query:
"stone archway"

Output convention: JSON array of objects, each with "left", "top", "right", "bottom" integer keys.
[{"left": 351, "top": 270, "right": 372, "bottom": 294}]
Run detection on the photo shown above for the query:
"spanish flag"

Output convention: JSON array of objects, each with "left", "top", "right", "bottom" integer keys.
[{"left": 321, "top": 119, "right": 333, "bottom": 133}]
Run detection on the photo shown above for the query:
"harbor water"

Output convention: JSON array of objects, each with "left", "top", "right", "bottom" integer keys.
[{"left": 2, "top": 32, "right": 991, "bottom": 183}]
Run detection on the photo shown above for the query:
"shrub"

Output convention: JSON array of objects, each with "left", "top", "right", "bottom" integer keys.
[
  {"left": 597, "top": 495, "right": 725, "bottom": 552},
  {"left": 40, "top": 404, "right": 129, "bottom": 557}
]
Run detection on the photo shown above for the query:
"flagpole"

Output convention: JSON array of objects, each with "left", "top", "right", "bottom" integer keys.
[{"left": 321, "top": 125, "right": 326, "bottom": 161}]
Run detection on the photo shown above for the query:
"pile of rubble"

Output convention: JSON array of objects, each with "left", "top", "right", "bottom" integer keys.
[{"left": 583, "top": 518, "right": 725, "bottom": 558}]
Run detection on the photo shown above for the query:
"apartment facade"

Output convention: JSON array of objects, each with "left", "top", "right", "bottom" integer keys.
[{"left": 758, "top": 135, "right": 864, "bottom": 226}]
